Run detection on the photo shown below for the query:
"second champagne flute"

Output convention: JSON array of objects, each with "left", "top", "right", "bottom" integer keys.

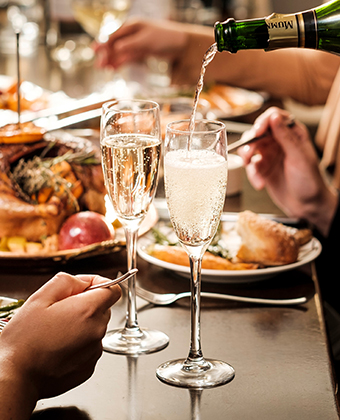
[
  {"left": 100, "top": 99, "right": 169, "bottom": 355},
  {"left": 156, "top": 119, "right": 235, "bottom": 387}
]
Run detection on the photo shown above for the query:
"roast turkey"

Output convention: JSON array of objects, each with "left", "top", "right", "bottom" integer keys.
[{"left": 0, "top": 131, "right": 106, "bottom": 242}]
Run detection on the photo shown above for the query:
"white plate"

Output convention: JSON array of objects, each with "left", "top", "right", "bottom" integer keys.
[
  {"left": 156, "top": 84, "right": 264, "bottom": 120},
  {"left": 202, "top": 85, "right": 264, "bottom": 119},
  {"left": 0, "top": 296, "right": 17, "bottom": 307},
  {"left": 137, "top": 233, "right": 322, "bottom": 283}
]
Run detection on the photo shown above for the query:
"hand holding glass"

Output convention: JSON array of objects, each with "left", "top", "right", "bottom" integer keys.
[
  {"left": 156, "top": 119, "right": 235, "bottom": 387},
  {"left": 100, "top": 99, "right": 169, "bottom": 355}
]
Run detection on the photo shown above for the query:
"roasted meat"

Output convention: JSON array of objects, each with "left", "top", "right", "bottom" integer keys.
[{"left": 0, "top": 131, "right": 106, "bottom": 242}]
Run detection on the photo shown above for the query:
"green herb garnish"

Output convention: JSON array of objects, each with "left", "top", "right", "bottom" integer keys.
[
  {"left": 151, "top": 222, "right": 231, "bottom": 260},
  {"left": 0, "top": 299, "right": 25, "bottom": 319}
]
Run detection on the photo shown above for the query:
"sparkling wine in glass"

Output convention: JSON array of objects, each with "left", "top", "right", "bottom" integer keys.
[
  {"left": 101, "top": 99, "right": 169, "bottom": 355},
  {"left": 72, "top": 0, "right": 131, "bottom": 43},
  {"left": 156, "top": 119, "right": 235, "bottom": 387}
]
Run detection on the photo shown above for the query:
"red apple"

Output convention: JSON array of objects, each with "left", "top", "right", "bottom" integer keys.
[{"left": 58, "top": 211, "right": 115, "bottom": 251}]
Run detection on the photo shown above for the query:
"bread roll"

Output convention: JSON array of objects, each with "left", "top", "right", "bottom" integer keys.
[{"left": 235, "top": 211, "right": 299, "bottom": 266}]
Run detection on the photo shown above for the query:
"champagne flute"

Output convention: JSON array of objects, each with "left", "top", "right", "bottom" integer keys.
[
  {"left": 72, "top": 0, "right": 131, "bottom": 43},
  {"left": 156, "top": 119, "right": 235, "bottom": 387},
  {"left": 100, "top": 99, "right": 169, "bottom": 355}
]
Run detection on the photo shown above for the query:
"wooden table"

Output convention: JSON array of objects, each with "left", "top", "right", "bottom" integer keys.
[{"left": 0, "top": 202, "right": 339, "bottom": 419}]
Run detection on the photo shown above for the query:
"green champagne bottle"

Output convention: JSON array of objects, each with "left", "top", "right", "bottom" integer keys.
[{"left": 214, "top": 0, "right": 340, "bottom": 55}]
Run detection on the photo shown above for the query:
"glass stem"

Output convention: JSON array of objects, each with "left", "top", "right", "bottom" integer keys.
[
  {"left": 187, "top": 255, "right": 204, "bottom": 364},
  {"left": 123, "top": 225, "right": 142, "bottom": 336}
]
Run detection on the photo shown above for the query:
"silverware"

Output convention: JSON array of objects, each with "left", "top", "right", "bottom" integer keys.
[
  {"left": 0, "top": 271, "right": 137, "bottom": 332},
  {"left": 46, "top": 107, "right": 102, "bottom": 132},
  {"left": 15, "top": 30, "right": 21, "bottom": 124},
  {"left": 86, "top": 269, "right": 138, "bottom": 291},
  {"left": 124, "top": 283, "right": 307, "bottom": 306},
  {"left": 228, "top": 118, "right": 296, "bottom": 153},
  {"left": 21, "top": 96, "right": 112, "bottom": 124}
]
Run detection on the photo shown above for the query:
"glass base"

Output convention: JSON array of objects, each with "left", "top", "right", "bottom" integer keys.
[
  {"left": 103, "top": 327, "right": 169, "bottom": 355},
  {"left": 156, "top": 358, "right": 235, "bottom": 388}
]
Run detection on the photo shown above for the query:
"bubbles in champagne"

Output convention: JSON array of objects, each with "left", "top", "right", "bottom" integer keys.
[
  {"left": 164, "top": 148, "right": 227, "bottom": 246},
  {"left": 101, "top": 134, "right": 161, "bottom": 221}
]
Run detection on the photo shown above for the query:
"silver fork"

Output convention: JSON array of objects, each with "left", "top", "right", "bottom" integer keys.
[
  {"left": 121, "top": 282, "right": 307, "bottom": 306},
  {"left": 85, "top": 269, "right": 138, "bottom": 291}
]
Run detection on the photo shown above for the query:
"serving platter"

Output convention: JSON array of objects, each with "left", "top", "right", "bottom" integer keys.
[
  {"left": 136, "top": 222, "right": 322, "bottom": 283},
  {"left": 0, "top": 205, "right": 158, "bottom": 264}
]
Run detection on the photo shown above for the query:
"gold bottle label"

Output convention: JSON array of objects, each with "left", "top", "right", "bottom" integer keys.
[{"left": 265, "top": 12, "right": 304, "bottom": 50}]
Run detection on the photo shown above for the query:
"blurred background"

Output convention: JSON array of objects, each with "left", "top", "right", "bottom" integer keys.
[
  {"left": 0, "top": 0, "right": 323, "bottom": 61},
  {"left": 0, "top": 0, "right": 324, "bottom": 109},
  {"left": 0, "top": 0, "right": 323, "bottom": 69}
]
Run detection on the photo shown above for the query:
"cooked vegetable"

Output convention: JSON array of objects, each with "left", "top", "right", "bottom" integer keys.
[
  {"left": 7, "top": 236, "right": 26, "bottom": 253},
  {"left": 0, "top": 299, "right": 25, "bottom": 319},
  {"left": 10, "top": 145, "right": 98, "bottom": 210},
  {"left": 151, "top": 222, "right": 232, "bottom": 260}
]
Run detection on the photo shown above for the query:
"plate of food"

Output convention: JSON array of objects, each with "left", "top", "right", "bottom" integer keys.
[
  {"left": 201, "top": 84, "right": 265, "bottom": 119},
  {"left": 0, "top": 75, "right": 71, "bottom": 126},
  {"left": 0, "top": 128, "right": 158, "bottom": 263},
  {"left": 158, "top": 83, "right": 265, "bottom": 120},
  {"left": 137, "top": 211, "right": 322, "bottom": 283}
]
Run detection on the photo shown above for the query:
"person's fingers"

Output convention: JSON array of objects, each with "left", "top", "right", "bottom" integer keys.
[
  {"left": 75, "top": 273, "right": 114, "bottom": 286},
  {"left": 105, "top": 19, "right": 143, "bottom": 48},
  {"left": 269, "top": 113, "right": 298, "bottom": 150},
  {"left": 238, "top": 136, "right": 270, "bottom": 164},
  {"left": 237, "top": 107, "right": 279, "bottom": 163},
  {"left": 94, "top": 20, "right": 145, "bottom": 67},
  {"left": 269, "top": 112, "right": 312, "bottom": 160},
  {"left": 245, "top": 155, "right": 267, "bottom": 190},
  {"left": 238, "top": 107, "right": 295, "bottom": 164},
  {"left": 29, "top": 273, "right": 121, "bottom": 312},
  {"left": 71, "top": 284, "right": 121, "bottom": 316},
  {"left": 30, "top": 272, "right": 92, "bottom": 305}
]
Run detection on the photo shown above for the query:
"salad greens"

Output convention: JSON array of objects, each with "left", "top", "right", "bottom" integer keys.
[{"left": 151, "top": 222, "right": 231, "bottom": 260}]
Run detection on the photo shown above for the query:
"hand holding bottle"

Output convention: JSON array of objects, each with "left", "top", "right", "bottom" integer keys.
[
  {"left": 215, "top": 0, "right": 340, "bottom": 55},
  {"left": 237, "top": 107, "right": 339, "bottom": 237}
]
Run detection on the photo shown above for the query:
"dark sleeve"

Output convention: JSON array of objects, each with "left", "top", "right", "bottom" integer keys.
[
  {"left": 326, "top": 193, "right": 340, "bottom": 247},
  {"left": 315, "top": 191, "right": 340, "bottom": 311}
]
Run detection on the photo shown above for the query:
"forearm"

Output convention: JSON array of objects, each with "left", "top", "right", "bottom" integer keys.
[
  {"left": 304, "top": 182, "right": 339, "bottom": 237},
  {"left": 0, "top": 356, "right": 38, "bottom": 420},
  {"left": 172, "top": 26, "right": 340, "bottom": 106}
]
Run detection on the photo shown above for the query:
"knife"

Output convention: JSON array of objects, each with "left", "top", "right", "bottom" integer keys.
[{"left": 43, "top": 107, "right": 102, "bottom": 132}]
